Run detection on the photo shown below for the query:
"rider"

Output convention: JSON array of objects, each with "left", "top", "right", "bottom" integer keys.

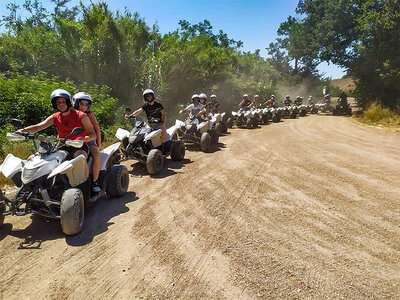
[
  {"left": 239, "top": 94, "right": 251, "bottom": 109},
  {"left": 248, "top": 95, "right": 261, "bottom": 109},
  {"left": 73, "top": 92, "right": 101, "bottom": 192},
  {"left": 284, "top": 95, "right": 292, "bottom": 106},
  {"left": 199, "top": 93, "right": 209, "bottom": 115},
  {"left": 124, "top": 89, "right": 167, "bottom": 143},
  {"left": 265, "top": 95, "right": 275, "bottom": 108},
  {"left": 16, "top": 88, "right": 96, "bottom": 160},
  {"left": 307, "top": 96, "right": 314, "bottom": 105},
  {"left": 294, "top": 96, "right": 303, "bottom": 106},
  {"left": 207, "top": 94, "right": 220, "bottom": 114},
  {"left": 324, "top": 94, "right": 332, "bottom": 106},
  {"left": 338, "top": 92, "right": 348, "bottom": 107},
  {"left": 179, "top": 94, "right": 208, "bottom": 120}
]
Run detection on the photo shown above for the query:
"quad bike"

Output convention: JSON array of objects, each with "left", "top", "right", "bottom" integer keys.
[
  {"left": 333, "top": 103, "right": 352, "bottom": 116},
  {"left": 306, "top": 104, "right": 319, "bottom": 114},
  {"left": 318, "top": 100, "right": 334, "bottom": 113},
  {"left": 0, "top": 119, "right": 128, "bottom": 235},
  {"left": 231, "top": 108, "right": 258, "bottom": 129},
  {"left": 208, "top": 113, "right": 224, "bottom": 137},
  {"left": 262, "top": 107, "right": 280, "bottom": 123},
  {"left": 116, "top": 109, "right": 185, "bottom": 175},
  {"left": 171, "top": 113, "right": 213, "bottom": 152}
]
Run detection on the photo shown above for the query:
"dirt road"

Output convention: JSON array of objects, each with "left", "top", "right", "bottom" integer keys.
[{"left": 1, "top": 114, "right": 400, "bottom": 299}]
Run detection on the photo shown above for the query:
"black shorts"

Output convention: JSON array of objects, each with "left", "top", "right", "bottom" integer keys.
[{"left": 60, "top": 143, "right": 89, "bottom": 160}]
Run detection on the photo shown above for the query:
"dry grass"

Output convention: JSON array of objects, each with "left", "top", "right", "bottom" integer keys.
[{"left": 353, "top": 102, "right": 400, "bottom": 127}]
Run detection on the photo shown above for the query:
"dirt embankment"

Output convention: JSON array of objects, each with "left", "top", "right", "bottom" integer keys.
[{"left": 1, "top": 114, "right": 400, "bottom": 299}]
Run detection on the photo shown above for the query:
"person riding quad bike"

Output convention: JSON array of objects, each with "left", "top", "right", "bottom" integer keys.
[
  {"left": 208, "top": 94, "right": 220, "bottom": 114},
  {"left": 207, "top": 94, "right": 228, "bottom": 134},
  {"left": 284, "top": 95, "right": 292, "bottom": 106},
  {"left": 248, "top": 95, "right": 261, "bottom": 109},
  {"left": 321, "top": 94, "right": 333, "bottom": 113},
  {"left": 239, "top": 94, "right": 251, "bottom": 109},
  {"left": 333, "top": 92, "right": 352, "bottom": 115},
  {"left": 125, "top": 89, "right": 167, "bottom": 144},
  {"left": 265, "top": 95, "right": 276, "bottom": 108},
  {"left": 294, "top": 96, "right": 303, "bottom": 106}
]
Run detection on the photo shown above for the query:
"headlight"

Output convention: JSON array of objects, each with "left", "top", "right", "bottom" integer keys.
[{"left": 22, "top": 167, "right": 39, "bottom": 181}]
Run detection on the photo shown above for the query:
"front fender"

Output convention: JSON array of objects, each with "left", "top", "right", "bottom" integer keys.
[
  {"left": 116, "top": 128, "right": 130, "bottom": 141},
  {"left": 0, "top": 154, "right": 25, "bottom": 179},
  {"left": 47, "top": 154, "right": 88, "bottom": 187}
]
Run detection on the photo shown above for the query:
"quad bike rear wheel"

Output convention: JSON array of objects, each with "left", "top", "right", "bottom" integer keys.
[
  {"left": 346, "top": 107, "right": 352, "bottom": 115},
  {"left": 146, "top": 149, "right": 164, "bottom": 175},
  {"left": 60, "top": 188, "right": 84, "bottom": 235},
  {"left": 299, "top": 110, "right": 307, "bottom": 117},
  {"left": 106, "top": 165, "right": 129, "bottom": 197},
  {"left": 171, "top": 140, "right": 185, "bottom": 161},
  {"left": 209, "top": 129, "right": 219, "bottom": 144},
  {"left": 0, "top": 190, "right": 5, "bottom": 227},
  {"left": 215, "top": 123, "right": 223, "bottom": 136},
  {"left": 221, "top": 121, "right": 228, "bottom": 134},
  {"left": 290, "top": 111, "right": 297, "bottom": 119},
  {"left": 200, "top": 132, "right": 211, "bottom": 152},
  {"left": 226, "top": 118, "right": 233, "bottom": 129},
  {"left": 262, "top": 114, "right": 269, "bottom": 124},
  {"left": 311, "top": 107, "right": 318, "bottom": 114}
]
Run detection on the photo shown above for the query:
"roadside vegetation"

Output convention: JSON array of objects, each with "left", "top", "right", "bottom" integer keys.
[{"left": 353, "top": 102, "right": 400, "bottom": 128}]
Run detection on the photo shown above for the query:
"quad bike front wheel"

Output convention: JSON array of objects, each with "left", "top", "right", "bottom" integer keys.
[
  {"left": 171, "top": 140, "right": 185, "bottom": 161},
  {"left": 253, "top": 118, "right": 258, "bottom": 128},
  {"left": 106, "top": 165, "right": 129, "bottom": 197},
  {"left": 272, "top": 113, "right": 280, "bottom": 123},
  {"left": 146, "top": 149, "right": 164, "bottom": 175},
  {"left": 0, "top": 190, "right": 5, "bottom": 227},
  {"left": 299, "top": 110, "right": 307, "bottom": 117},
  {"left": 200, "top": 132, "right": 211, "bottom": 152},
  {"left": 346, "top": 107, "right": 352, "bottom": 115},
  {"left": 221, "top": 121, "right": 228, "bottom": 134},
  {"left": 246, "top": 118, "right": 253, "bottom": 129},
  {"left": 61, "top": 188, "right": 84, "bottom": 235}
]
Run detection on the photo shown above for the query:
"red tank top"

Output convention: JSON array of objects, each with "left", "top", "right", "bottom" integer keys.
[{"left": 52, "top": 109, "right": 88, "bottom": 140}]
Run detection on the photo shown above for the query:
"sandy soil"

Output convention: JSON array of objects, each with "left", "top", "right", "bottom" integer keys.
[{"left": 1, "top": 113, "right": 400, "bottom": 299}]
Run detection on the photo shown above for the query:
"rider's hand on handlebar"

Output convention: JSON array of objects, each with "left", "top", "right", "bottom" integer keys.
[{"left": 58, "top": 138, "right": 66, "bottom": 144}]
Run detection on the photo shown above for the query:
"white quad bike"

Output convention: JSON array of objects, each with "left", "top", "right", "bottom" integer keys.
[
  {"left": 0, "top": 119, "right": 129, "bottom": 235},
  {"left": 170, "top": 111, "right": 214, "bottom": 152},
  {"left": 114, "top": 118, "right": 185, "bottom": 175},
  {"left": 263, "top": 107, "right": 281, "bottom": 123},
  {"left": 208, "top": 112, "right": 226, "bottom": 136},
  {"left": 231, "top": 108, "right": 257, "bottom": 129}
]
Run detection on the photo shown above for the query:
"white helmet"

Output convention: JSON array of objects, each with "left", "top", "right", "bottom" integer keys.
[
  {"left": 72, "top": 92, "right": 92, "bottom": 109},
  {"left": 191, "top": 94, "right": 200, "bottom": 102},
  {"left": 270, "top": 95, "right": 275, "bottom": 99},
  {"left": 254, "top": 95, "right": 259, "bottom": 98},
  {"left": 308, "top": 95, "right": 313, "bottom": 99},
  {"left": 143, "top": 89, "right": 155, "bottom": 101},
  {"left": 243, "top": 94, "right": 249, "bottom": 98},
  {"left": 285, "top": 95, "right": 290, "bottom": 99},
  {"left": 199, "top": 93, "right": 207, "bottom": 100},
  {"left": 210, "top": 94, "right": 217, "bottom": 98}
]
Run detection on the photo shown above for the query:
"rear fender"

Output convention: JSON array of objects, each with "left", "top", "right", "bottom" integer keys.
[
  {"left": 166, "top": 125, "right": 180, "bottom": 141},
  {"left": 99, "top": 142, "right": 121, "bottom": 171},
  {"left": 0, "top": 154, "right": 25, "bottom": 179},
  {"left": 47, "top": 154, "right": 88, "bottom": 187}
]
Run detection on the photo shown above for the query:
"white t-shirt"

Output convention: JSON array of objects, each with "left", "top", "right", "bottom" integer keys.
[{"left": 185, "top": 103, "right": 206, "bottom": 119}]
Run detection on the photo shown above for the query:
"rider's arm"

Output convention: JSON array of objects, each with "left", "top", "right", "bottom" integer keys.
[
  {"left": 17, "top": 115, "right": 53, "bottom": 134},
  {"left": 248, "top": 101, "right": 254, "bottom": 109},
  {"left": 81, "top": 115, "right": 96, "bottom": 143},
  {"left": 87, "top": 112, "right": 102, "bottom": 147},
  {"left": 161, "top": 109, "right": 166, "bottom": 127},
  {"left": 125, "top": 108, "right": 143, "bottom": 119}
]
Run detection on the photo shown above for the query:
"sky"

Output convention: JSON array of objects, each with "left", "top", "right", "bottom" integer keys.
[{"left": 0, "top": 0, "right": 346, "bottom": 78}]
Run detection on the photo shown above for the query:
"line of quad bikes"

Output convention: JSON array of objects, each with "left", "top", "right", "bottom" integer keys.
[{"left": 0, "top": 99, "right": 351, "bottom": 236}]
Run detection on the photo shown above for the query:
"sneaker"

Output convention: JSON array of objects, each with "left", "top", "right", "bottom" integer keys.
[{"left": 92, "top": 181, "right": 101, "bottom": 192}]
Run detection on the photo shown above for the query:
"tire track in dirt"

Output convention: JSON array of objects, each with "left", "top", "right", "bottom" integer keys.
[{"left": 1, "top": 114, "right": 400, "bottom": 299}]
